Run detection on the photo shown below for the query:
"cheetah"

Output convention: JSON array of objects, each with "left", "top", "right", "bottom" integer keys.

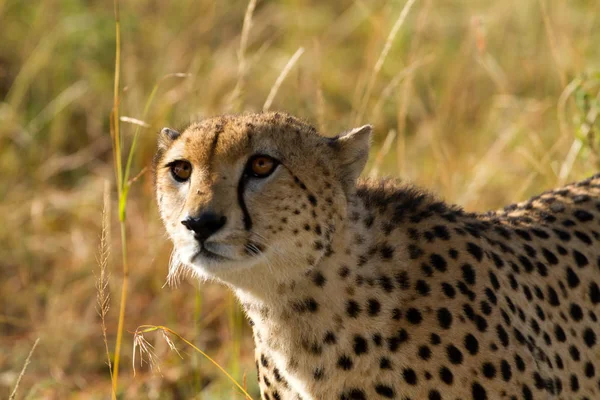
[{"left": 154, "top": 112, "right": 600, "bottom": 400}]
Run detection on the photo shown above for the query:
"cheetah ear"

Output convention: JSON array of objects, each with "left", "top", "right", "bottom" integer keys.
[
  {"left": 332, "top": 124, "right": 372, "bottom": 191},
  {"left": 158, "top": 127, "right": 181, "bottom": 150}
]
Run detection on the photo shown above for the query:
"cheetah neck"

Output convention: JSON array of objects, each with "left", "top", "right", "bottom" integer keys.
[{"left": 234, "top": 188, "right": 419, "bottom": 399}]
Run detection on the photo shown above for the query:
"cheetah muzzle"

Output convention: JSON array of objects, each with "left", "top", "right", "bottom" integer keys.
[{"left": 154, "top": 111, "right": 600, "bottom": 400}]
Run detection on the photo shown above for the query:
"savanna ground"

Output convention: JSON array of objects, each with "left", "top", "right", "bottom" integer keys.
[{"left": 1, "top": 0, "right": 600, "bottom": 398}]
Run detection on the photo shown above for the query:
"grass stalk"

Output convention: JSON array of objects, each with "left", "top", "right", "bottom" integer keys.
[
  {"left": 134, "top": 325, "right": 254, "bottom": 400},
  {"left": 110, "top": 0, "right": 127, "bottom": 395},
  {"left": 227, "top": 0, "right": 258, "bottom": 111},
  {"left": 354, "top": 0, "right": 417, "bottom": 125},
  {"left": 8, "top": 338, "right": 40, "bottom": 400},
  {"left": 96, "top": 180, "right": 115, "bottom": 399},
  {"left": 263, "top": 47, "right": 305, "bottom": 111}
]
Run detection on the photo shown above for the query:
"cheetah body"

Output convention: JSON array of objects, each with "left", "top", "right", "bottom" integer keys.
[{"left": 154, "top": 112, "right": 600, "bottom": 400}]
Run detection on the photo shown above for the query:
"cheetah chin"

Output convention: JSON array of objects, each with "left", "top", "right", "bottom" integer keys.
[{"left": 155, "top": 111, "right": 600, "bottom": 400}]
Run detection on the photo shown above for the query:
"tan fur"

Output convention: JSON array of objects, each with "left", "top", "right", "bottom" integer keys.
[{"left": 155, "top": 112, "right": 600, "bottom": 400}]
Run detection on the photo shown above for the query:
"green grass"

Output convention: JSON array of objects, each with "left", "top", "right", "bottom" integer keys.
[{"left": 1, "top": 0, "right": 599, "bottom": 398}]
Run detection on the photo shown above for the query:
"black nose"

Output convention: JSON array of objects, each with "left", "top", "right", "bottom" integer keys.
[{"left": 181, "top": 212, "right": 227, "bottom": 242}]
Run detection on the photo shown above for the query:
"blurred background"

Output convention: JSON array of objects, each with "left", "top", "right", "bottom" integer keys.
[{"left": 1, "top": 0, "right": 599, "bottom": 398}]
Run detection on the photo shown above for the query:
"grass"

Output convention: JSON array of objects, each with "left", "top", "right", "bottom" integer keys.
[{"left": 1, "top": 0, "right": 600, "bottom": 398}]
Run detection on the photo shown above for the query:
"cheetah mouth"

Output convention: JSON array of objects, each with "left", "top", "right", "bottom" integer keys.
[{"left": 191, "top": 247, "right": 231, "bottom": 262}]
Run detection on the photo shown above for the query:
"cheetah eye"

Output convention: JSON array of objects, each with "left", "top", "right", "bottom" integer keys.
[
  {"left": 246, "top": 155, "right": 279, "bottom": 178},
  {"left": 169, "top": 160, "right": 192, "bottom": 182}
]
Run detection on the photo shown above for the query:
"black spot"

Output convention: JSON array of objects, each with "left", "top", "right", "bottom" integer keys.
[
  {"left": 569, "top": 345, "right": 580, "bottom": 361},
  {"left": 501, "top": 359, "right": 512, "bottom": 381},
  {"left": 367, "top": 298, "right": 381, "bottom": 316},
  {"left": 496, "top": 325, "right": 509, "bottom": 347},
  {"left": 542, "top": 248, "right": 559, "bottom": 265},
  {"left": 583, "top": 328, "right": 596, "bottom": 347},
  {"left": 416, "top": 279, "right": 431, "bottom": 296},
  {"left": 340, "top": 388, "right": 366, "bottom": 400},
  {"left": 346, "top": 300, "right": 361, "bottom": 318},
  {"left": 312, "top": 272, "right": 326, "bottom": 287},
  {"left": 372, "top": 333, "right": 382, "bottom": 346},
  {"left": 574, "top": 209, "right": 594, "bottom": 222},
  {"left": 519, "top": 255, "right": 534, "bottom": 273},
  {"left": 338, "top": 266, "right": 350, "bottom": 278},
  {"left": 428, "top": 390, "right": 442, "bottom": 400},
  {"left": 554, "top": 325, "right": 566, "bottom": 342},
  {"left": 467, "top": 242, "right": 484, "bottom": 262},
  {"left": 395, "top": 271, "right": 410, "bottom": 289},
  {"left": 380, "top": 357, "right": 392, "bottom": 370},
  {"left": 403, "top": 368, "right": 417, "bottom": 385},
  {"left": 585, "top": 362, "right": 595, "bottom": 378},
  {"left": 575, "top": 230, "right": 592, "bottom": 245},
  {"left": 433, "top": 225, "right": 450, "bottom": 240},
  {"left": 307, "top": 194, "right": 317, "bottom": 206},
  {"left": 337, "top": 355, "right": 353, "bottom": 370},
  {"left": 374, "top": 384, "right": 395, "bottom": 398},
  {"left": 353, "top": 335, "right": 368, "bottom": 355},
  {"left": 522, "top": 385, "right": 533, "bottom": 400},
  {"left": 553, "top": 228, "right": 571, "bottom": 241},
  {"left": 421, "top": 263, "right": 434, "bottom": 277},
  {"left": 566, "top": 267, "right": 580, "bottom": 288},
  {"left": 472, "top": 382, "right": 487, "bottom": 399},
  {"left": 430, "top": 333, "right": 441, "bottom": 345},
  {"left": 430, "top": 253, "right": 447, "bottom": 272},
  {"left": 480, "top": 301, "right": 492, "bottom": 315},
  {"left": 418, "top": 345, "right": 431, "bottom": 360},
  {"left": 449, "top": 248, "right": 459, "bottom": 259},
  {"left": 378, "top": 275, "right": 395, "bottom": 292},
  {"left": 569, "top": 303, "right": 583, "bottom": 321},
  {"left": 292, "top": 297, "right": 319, "bottom": 313},
  {"left": 573, "top": 250, "right": 589, "bottom": 267},
  {"left": 571, "top": 374, "right": 580, "bottom": 392},
  {"left": 324, "top": 331, "right": 337, "bottom": 344},
  {"left": 260, "top": 354, "right": 269, "bottom": 367},
  {"left": 388, "top": 329, "right": 409, "bottom": 351},
  {"left": 437, "top": 308, "right": 453, "bottom": 329},
  {"left": 447, "top": 344, "right": 463, "bottom": 364},
  {"left": 484, "top": 288, "right": 497, "bottom": 305},
  {"left": 408, "top": 244, "right": 424, "bottom": 259},
  {"left": 491, "top": 252, "right": 504, "bottom": 268},
  {"left": 380, "top": 244, "right": 395, "bottom": 260},
  {"left": 514, "top": 354, "right": 525, "bottom": 371},
  {"left": 547, "top": 285, "right": 560, "bottom": 306},
  {"left": 442, "top": 282, "right": 456, "bottom": 298},
  {"left": 439, "top": 366, "right": 453, "bottom": 384},
  {"left": 462, "top": 264, "right": 476, "bottom": 285},
  {"left": 464, "top": 333, "right": 479, "bottom": 355},
  {"left": 515, "top": 229, "right": 532, "bottom": 241},
  {"left": 406, "top": 308, "right": 422, "bottom": 324},
  {"left": 532, "top": 228, "right": 550, "bottom": 238}
]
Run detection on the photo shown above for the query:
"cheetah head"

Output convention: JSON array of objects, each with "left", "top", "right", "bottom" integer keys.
[{"left": 153, "top": 112, "right": 371, "bottom": 287}]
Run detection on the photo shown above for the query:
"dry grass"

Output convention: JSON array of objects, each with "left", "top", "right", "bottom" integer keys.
[{"left": 1, "top": 0, "right": 600, "bottom": 398}]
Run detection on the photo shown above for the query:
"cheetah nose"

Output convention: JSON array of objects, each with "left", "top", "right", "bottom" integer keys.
[{"left": 181, "top": 212, "right": 227, "bottom": 243}]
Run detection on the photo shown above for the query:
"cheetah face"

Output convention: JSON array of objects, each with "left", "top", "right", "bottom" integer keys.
[{"left": 153, "top": 113, "right": 371, "bottom": 284}]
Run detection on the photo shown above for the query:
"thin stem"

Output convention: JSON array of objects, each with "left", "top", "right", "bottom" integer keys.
[
  {"left": 8, "top": 338, "right": 40, "bottom": 400},
  {"left": 111, "top": 0, "right": 126, "bottom": 395},
  {"left": 112, "top": 221, "right": 129, "bottom": 393}
]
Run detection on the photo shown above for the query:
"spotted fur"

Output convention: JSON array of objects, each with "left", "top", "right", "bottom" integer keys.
[{"left": 155, "top": 112, "right": 600, "bottom": 400}]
